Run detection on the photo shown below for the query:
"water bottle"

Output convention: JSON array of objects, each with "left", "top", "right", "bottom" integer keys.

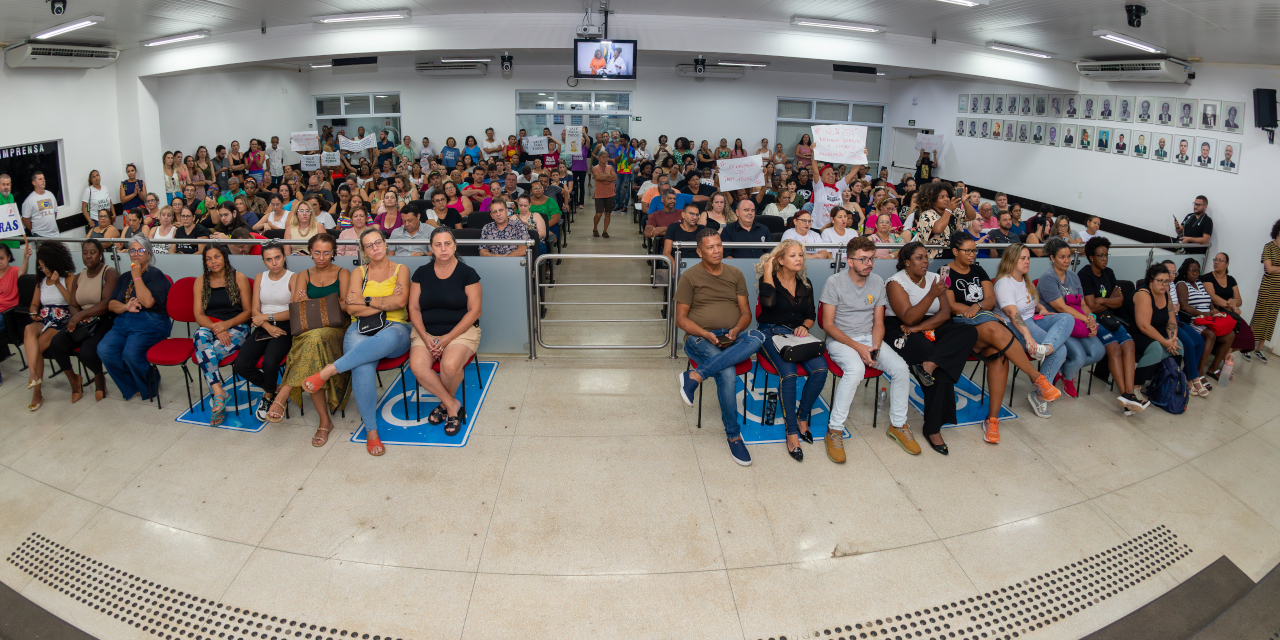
[
  {"left": 876, "top": 387, "right": 887, "bottom": 414},
  {"left": 764, "top": 391, "right": 778, "bottom": 425},
  {"left": 1219, "top": 354, "right": 1234, "bottom": 386}
]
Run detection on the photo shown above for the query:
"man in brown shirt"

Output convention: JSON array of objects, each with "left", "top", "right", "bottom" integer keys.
[{"left": 676, "top": 228, "right": 764, "bottom": 466}]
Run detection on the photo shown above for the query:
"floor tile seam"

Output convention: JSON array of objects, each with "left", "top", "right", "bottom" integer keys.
[
  {"left": 458, "top": 414, "right": 521, "bottom": 640},
  {"left": 66, "top": 420, "right": 200, "bottom": 506},
  {"left": 688, "top": 433, "right": 747, "bottom": 640},
  {"left": 1184, "top": 445, "right": 1280, "bottom": 538},
  {"left": 4, "top": 401, "right": 97, "bottom": 467},
  {"left": 993, "top": 416, "right": 1103, "bottom": 502}
]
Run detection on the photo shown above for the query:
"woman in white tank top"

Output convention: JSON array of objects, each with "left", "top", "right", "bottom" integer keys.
[
  {"left": 234, "top": 240, "right": 296, "bottom": 422},
  {"left": 149, "top": 206, "right": 178, "bottom": 254}
]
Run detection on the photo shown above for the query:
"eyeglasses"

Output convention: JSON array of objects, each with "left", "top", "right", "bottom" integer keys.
[
  {"left": 128, "top": 249, "right": 147, "bottom": 255},
  {"left": 958, "top": 248, "right": 979, "bottom": 255},
  {"left": 363, "top": 239, "right": 385, "bottom": 250},
  {"left": 849, "top": 257, "right": 875, "bottom": 264},
  {"left": 1152, "top": 278, "right": 1171, "bottom": 285}
]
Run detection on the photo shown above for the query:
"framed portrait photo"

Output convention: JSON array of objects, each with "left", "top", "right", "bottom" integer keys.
[
  {"left": 1135, "top": 98, "right": 1155, "bottom": 124},
  {"left": 1116, "top": 96, "right": 1135, "bottom": 123},
  {"left": 956, "top": 117, "right": 968, "bottom": 137},
  {"left": 993, "top": 94, "right": 1006, "bottom": 115},
  {"left": 1155, "top": 98, "right": 1176, "bottom": 126},
  {"left": 1097, "top": 95, "right": 1117, "bottom": 121},
  {"left": 1172, "top": 135, "right": 1194, "bottom": 165},
  {"left": 1095, "top": 126, "right": 1113, "bottom": 152},
  {"left": 1221, "top": 101, "right": 1245, "bottom": 135},
  {"left": 1045, "top": 122, "right": 1061, "bottom": 147},
  {"left": 1150, "top": 133, "right": 1172, "bottom": 162},
  {"left": 1005, "top": 93, "right": 1021, "bottom": 116},
  {"left": 1049, "top": 94, "right": 1065, "bottom": 118},
  {"left": 1034, "top": 94, "right": 1048, "bottom": 117},
  {"left": 1077, "top": 125, "right": 1094, "bottom": 150},
  {"left": 1193, "top": 137, "right": 1217, "bottom": 169},
  {"left": 1019, "top": 94, "right": 1034, "bottom": 116},
  {"left": 970, "top": 94, "right": 982, "bottom": 114},
  {"left": 1175, "top": 98, "right": 1198, "bottom": 128},
  {"left": 1060, "top": 124, "right": 1076, "bottom": 148},
  {"left": 1217, "top": 139, "right": 1240, "bottom": 174},
  {"left": 1016, "top": 120, "right": 1031, "bottom": 143},
  {"left": 1003, "top": 119, "right": 1017, "bottom": 141},
  {"left": 1111, "top": 128, "right": 1131, "bottom": 156},
  {"left": 1080, "top": 95, "right": 1098, "bottom": 120},
  {"left": 978, "top": 118, "right": 993, "bottom": 139},
  {"left": 1064, "top": 94, "right": 1080, "bottom": 119},
  {"left": 1031, "top": 121, "right": 1047, "bottom": 145},
  {"left": 980, "top": 94, "right": 995, "bottom": 115},
  {"left": 959, "top": 95, "right": 970, "bottom": 113},
  {"left": 991, "top": 119, "right": 1003, "bottom": 139},
  {"left": 1129, "top": 130, "right": 1151, "bottom": 159},
  {"left": 1199, "top": 99, "right": 1221, "bottom": 131}
]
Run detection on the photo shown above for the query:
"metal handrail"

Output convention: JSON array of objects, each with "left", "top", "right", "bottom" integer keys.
[{"left": 533, "top": 253, "right": 674, "bottom": 351}]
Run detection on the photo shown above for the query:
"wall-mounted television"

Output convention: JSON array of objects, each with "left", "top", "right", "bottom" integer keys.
[{"left": 573, "top": 39, "right": 637, "bottom": 80}]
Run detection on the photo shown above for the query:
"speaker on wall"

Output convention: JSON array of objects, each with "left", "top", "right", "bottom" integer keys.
[{"left": 1254, "top": 88, "right": 1277, "bottom": 128}]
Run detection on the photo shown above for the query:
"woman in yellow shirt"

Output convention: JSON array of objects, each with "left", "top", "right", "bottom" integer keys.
[{"left": 303, "top": 227, "right": 411, "bottom": 456}]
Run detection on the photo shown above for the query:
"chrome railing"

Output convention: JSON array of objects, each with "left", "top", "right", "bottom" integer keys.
[{"left": 533, "top": 253, "right": 674, "bottom": 351}]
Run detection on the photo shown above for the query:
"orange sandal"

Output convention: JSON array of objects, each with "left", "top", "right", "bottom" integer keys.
[
  {"left": 303, "top": 372, "right": 326, "bottom": 393},
  {"left": 366, "top": 431, "right": 385, "bottom": 456}
]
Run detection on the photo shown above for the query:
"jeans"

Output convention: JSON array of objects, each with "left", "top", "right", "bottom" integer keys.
[
  {"left": 685, "top": 328, "right": 765, "bottom": 438},
  {"left": 193, "top": 324, "right": 251, "bottom": 387},
  {"left": 98, "top": 311, "right": 173, "bottom": 401},
  {"left": 334, "top": 322, "right": 411, "bottom": 432},
  {"left": 826, "top": 337, "right": 910, "bottom": 429},
  {"left": 1175, "top": 322, "right": 1205, "bottom": 380},
  {"left": 1009, "top": 313, "right": 1074, "bottom": 382},
  {"left": 1063, "top": 335, "right": 1106, "bottom": 380},
  {"left": 1095, "top": 323, "right": 1133, "bottom": 347},
  {"left": 614, "top": 173, "right": 632, "bottom": 211},
  {"left": 757, "top": 323, "right": 828, "bottom": 436}
]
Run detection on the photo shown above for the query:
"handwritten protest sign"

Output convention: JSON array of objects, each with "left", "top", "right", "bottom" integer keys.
[
  {"left": 300, "top": 154, "right": 321, "bottom": 171},
  {"left": 716, "top": 155, "right": 765, "bottom": 192},
  {"left": 566, "top": 128, "right": 583, "bottom": 157},
  {"left": 522, "top": 136, "right": 549, "bottom": 155},
  {"left": 811, "top": 124, "right": 868, "bottom": 164},
  {"left": 321, "top": 151, "right": 341, "bottom": 167},
  {"left": 338, "top": 135, "right": 376, "bottom": 152},
  {"left": 0, "top": 203, "right": 22, "bottom": 238},
  {"left": 290, "top": 131, "right": 319, "bottom": 152},
  {"left": 914, "top": 133, "right": 945, "bottom": 153}
]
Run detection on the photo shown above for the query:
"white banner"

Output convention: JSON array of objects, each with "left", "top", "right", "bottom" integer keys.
[
  {"left": 811, "top": 124, "right": 868, "bottom": 164},
  {"left": 321, "top": 151, "right": 341, "bottom": 167},
  {"left": 290, "top": 131, "right": 319, "bottom": 152},
  {"left": 566, "top": 128, "right": 584, "bottom": 157},
  {"left": 300, "top": 154, "right": 321, "bottom": 171},
  {"left": 522, "top": 136, "right": 549, "bottom": 155},
  {"left": 914, "top": 133, "right": 945, "bottom": 153},
  {"left": 0, "top": 203, "right": 22, "bottom": 238},
  {"left": 716, "top": 155, "right": 766, "bottom": 192},
  {"left": 337, "top": 135, "right": 376, "bottom": 152}
]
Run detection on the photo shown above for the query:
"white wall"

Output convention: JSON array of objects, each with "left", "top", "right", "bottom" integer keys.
[
  {"left": 156, "top": 67, "right": 312, "bottom": 167},
  {"left": 885, "top": 64, "right": 1276, "bottom": 326},
  {"left": 0, "top": 64, "right": 122, "bottom": 224}
]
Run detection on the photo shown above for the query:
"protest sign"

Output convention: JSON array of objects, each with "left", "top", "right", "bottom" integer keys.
[
  {"left": 716, "top": 155, "right": 765, "bottom": 191},
  {"left": 566, "top": 128, "right": 583, "bottom": 157},
  {"left": 321, "top": 151, "right": 341, "bottom": 167},
  {"left": 914, "top": 133, "right": 945, "bottom": 153},
  {"left": 290, "top": 131, "right": 319, "bottom": 152},
  {"left": 300, "top": 154, "right": 321, "bottom": 171},
  {"left": 0, "top": 203, "right": 22, "bottom": 238},
  {"left": 522, "top": 136, "right": 549, "bottom": 155},
  {"left": 811, "top": 124, "right": 868, "bottom": 164}
]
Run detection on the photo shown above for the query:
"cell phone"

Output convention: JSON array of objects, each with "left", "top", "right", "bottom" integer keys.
[
  {"left": 868, "top": 349, "right": 879, "bottom": 363},
  {"left": 938, "top": 265, "right": 951, "bottom": 284}
]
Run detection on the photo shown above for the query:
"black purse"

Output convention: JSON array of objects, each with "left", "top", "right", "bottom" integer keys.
[{"left": 355, "top": 266, "right": 389, "bottom": 336}]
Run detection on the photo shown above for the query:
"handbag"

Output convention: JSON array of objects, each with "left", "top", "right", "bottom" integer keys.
[
  {"left": 1193, "top": 314, "right": 1236, "bottom": 337},
  {"left": 288, "top": 270, "right": 344, "bottom": 336},
  {"left": 771, "top": 333, "right": 825, "bottom": 363},
  {"left": 1095, "top": 311, "right": 1123, "bottom": 332},
  {"left": 1062, "top": 294, "right": 1092, "bottom": 338},
  {"left": 355, "top": 266, "right": 389, "bottom": 336}
]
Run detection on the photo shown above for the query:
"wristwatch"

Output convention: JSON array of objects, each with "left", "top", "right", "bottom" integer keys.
[
  {"left": 365, "top": 296, "right": 372, "bottom": 306},
  {"left": 268, "top": 313, "right": 275, "bottom": 323}
]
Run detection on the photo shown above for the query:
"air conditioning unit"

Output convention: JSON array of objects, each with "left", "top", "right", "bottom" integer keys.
[
  {"left": 675, "top": 64, "right": 744, "bottom": 80},
  {"left": 1075, "top": 59, "right": 1189, "bottom": 83},
  {"left": 4, "top": 42, "right": 119, "bottom": 68},
  {"left": 415, "top": 61, "right": 487, "bottom": 76}
]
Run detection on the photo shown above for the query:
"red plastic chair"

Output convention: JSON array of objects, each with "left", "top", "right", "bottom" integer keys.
[
  {"left": 204, "top": 278, "right": 253, "bottom": 416},
  {"left": 408, "top": 353, "right": 484, "bottom": 425},
  {"left": 686, "top": 357, "right": 753, "bottom": 429},
  {"left": 145, "top": 276, "right": 196, "bottom": 411},
  {"left": 375, "top": 351, "right": 412, "bottom": 418},
  {"left": 817, "top": 302, "right": 886, "bottom": 429}
]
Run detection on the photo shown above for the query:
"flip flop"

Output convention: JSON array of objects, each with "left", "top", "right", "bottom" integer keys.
[{"left": 366, "top": 431, "right": 385, "bottom": 456}]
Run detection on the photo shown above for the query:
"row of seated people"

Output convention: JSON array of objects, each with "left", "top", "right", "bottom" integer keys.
[
  {"left": 11, "top": 230, "right": 485, "bottom": 457},
  {"left": 672, "top": 230, "right": 1247, "bottom": 467}
]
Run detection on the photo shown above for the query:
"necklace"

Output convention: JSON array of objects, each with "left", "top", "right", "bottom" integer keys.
[{"left": 911, "top": 271, "right": 926, "bottom": 287}]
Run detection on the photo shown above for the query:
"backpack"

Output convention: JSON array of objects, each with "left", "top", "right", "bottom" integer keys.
[{"left": 1146, "top": 356, "right": 1188, "bottom": 414}]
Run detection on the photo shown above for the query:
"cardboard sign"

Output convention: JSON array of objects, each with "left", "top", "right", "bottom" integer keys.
[
  {"left": 716, "top": 155, "right": 766, "bottom": 191},
  {"left": 811, "top": 124, "right": 868, "bottom": 164},
  {"left": 338, "top": 135, "right": 376, "bottom": 152},
  {"left": 522, "top": 136, "right": 549, "bottom": 155},
  {"left": 290, "top": 131, "right": 319, "bottom": 152},
  {"left": 321, "top": 151, "right": 341, "bottom": 167},
  {"left": 566, "top": 128, "right": 584, "bottom": 157},
  {"left": 914, "top": 133, "right": 945, "bottom": 153},
  {"left": 300, "top": 154, "right": 321, "bottom": 171},
  {"left": 0, "top": 203, "right": 22, "bottom": 238}
]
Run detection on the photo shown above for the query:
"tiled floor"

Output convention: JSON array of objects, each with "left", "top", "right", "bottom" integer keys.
[{"left": 3, "top": 229, "right": 1280, "bottom": 640}]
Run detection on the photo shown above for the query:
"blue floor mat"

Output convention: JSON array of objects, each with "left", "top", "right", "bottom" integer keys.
[
  {"left": 905, "top": 370, "right": 1019, "bottom": 428},
  {"left": 175, "top": 377, "right": 268, "bottom": 432},
  {"left": 351, "top": 361, "right": 498, "bottom": 448},
  {"left": 730, "top": 367, "right": 848, "bottom": 445}
]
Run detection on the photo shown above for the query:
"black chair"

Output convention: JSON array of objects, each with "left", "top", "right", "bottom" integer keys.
[
  {"left": 465, "top": 212, "right": 492, "bottom": 230},
  {"left": 757, "top": 215, "right": 785, "bottom": 235},
  {"left": 1, "top": 274, "right": 41, "bottom": 369},
  {"left": 770, "top": 232, "right": 784, "bottom": 243},
  {"left": 454, "top": 228, "right": 483, "bottom": 256}
]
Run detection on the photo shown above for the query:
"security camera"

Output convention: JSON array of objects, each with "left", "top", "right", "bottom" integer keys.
[
  {"left": 500, "top": 54, "right": 512, "bottom": 73},
  {"left": 693, "top": 56, "right": 706, "bottom": 75},
  {"left": 1125, "top": 4, "right": 1147, "bottom": 28},
  {"left": 48, "top": 0, "right": 66, "bottom": 14}
]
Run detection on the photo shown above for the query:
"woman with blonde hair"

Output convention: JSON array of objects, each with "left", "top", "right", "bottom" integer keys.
[
  {"left": 992, "top": 243, "right": 1074, "bottom": 417},
  {"left": 754, "top": 239, "right": 827, "bottom": 461},
  {"left": 699, "top": 191, "right": 735, "bottom": 230},
  {"left": 284, "top": 201, "right": 321, "bottom": 252}
]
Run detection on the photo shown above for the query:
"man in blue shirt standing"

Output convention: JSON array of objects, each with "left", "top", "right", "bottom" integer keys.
[{"left": 375, "top": 131, "right": 395, "bottom": 169}]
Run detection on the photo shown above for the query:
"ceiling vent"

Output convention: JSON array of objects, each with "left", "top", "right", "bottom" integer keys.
[
  {"left": 1075, "top": 59, "right": 1189, "bottom": 83},
  {"left": 675, "top": 64, "right": 744, "bottom": 79},
  {"left": 4, "top": 42, "right": 119, "bottom": 68},
  {"left": 415, "top": 61, "right": 487, "bottom": 76}
]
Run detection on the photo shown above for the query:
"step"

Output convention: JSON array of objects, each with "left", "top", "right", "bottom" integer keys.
[
  {"left": 0, "top": 579, "right": 98, "bottom": 640},
  {"left": 1190, "top": 559, "right": 1280, "bottom": 640},
  {"left": 1083, "top": 555, "right": 1254, "bottom": 640}
]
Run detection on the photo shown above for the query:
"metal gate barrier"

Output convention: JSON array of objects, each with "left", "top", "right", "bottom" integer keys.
[{"left": 533, "top": 253, "right": 674, "bottom": 351}]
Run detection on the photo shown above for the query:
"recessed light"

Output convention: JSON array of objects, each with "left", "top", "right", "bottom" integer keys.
[
  {"left": 985, "top": 41, "right": 1053, "bottom": 58},
  {"left": 790, "top": 16, "right": 886, "bottom": 33},
  {"left": 312, "top": 10, "right": 409, "bottom": 23},
  {"left": 717, "top": 60, "right": 769, "bottom": 68},
  {"left": 934, "top": 0, "right": 988, "bottom": 6},
  {"left": 440, "top": 57, "right": 492, "bottom": 63},
  {"left": 310, "top": 63, "right": 331, "bottom": 68},
  {"left": 141, "top": 29, "right": 210, "bottom": 47},
  {"left": 32, "top": 15, "right": 105, "bottom": 40},
  {"left": 876, "top": 72, "right": 886, "bottom": 75},
  {"left": 1092, "top": 29, "right": 1165, "bottom": 53}
]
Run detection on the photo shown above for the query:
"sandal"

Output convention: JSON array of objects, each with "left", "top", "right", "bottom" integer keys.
[
  {"left": 311, "top": 425, "right": 332, "bottom": 447},
  {"left": 265, "top": 397, "right": 286, "bottom": 423},
  {"left": 210, "top": 393, "right": 227, "bottom": 427},
  {"left": 366, "top": 431, "right": 385, "bottom": 456},
  {"left": 303, "top": 372, "right": 326, "bottom": 393},
  {"left": 444, "top": 405, "right": 467, "bottom": 436},
  {"left": 26, "top": 378, "right": 41, "bottom": 390},
  {"left": 426, "top": 404, "right": 447, "bottom": 425}
]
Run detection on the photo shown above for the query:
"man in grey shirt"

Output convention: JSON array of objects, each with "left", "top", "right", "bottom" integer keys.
[
  {"left": 388, "top": 208, "right": 429, "bottom": 256},
  {"left": 819, "top": 236, "right": 914, "bottom": 458},
  {"left": 212, "top": 144, "right": 232, "bottom": 191}
]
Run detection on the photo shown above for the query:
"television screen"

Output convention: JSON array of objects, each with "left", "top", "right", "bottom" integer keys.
[{"left": 574, "top": 39, "right": 636, "bottom": 79}]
